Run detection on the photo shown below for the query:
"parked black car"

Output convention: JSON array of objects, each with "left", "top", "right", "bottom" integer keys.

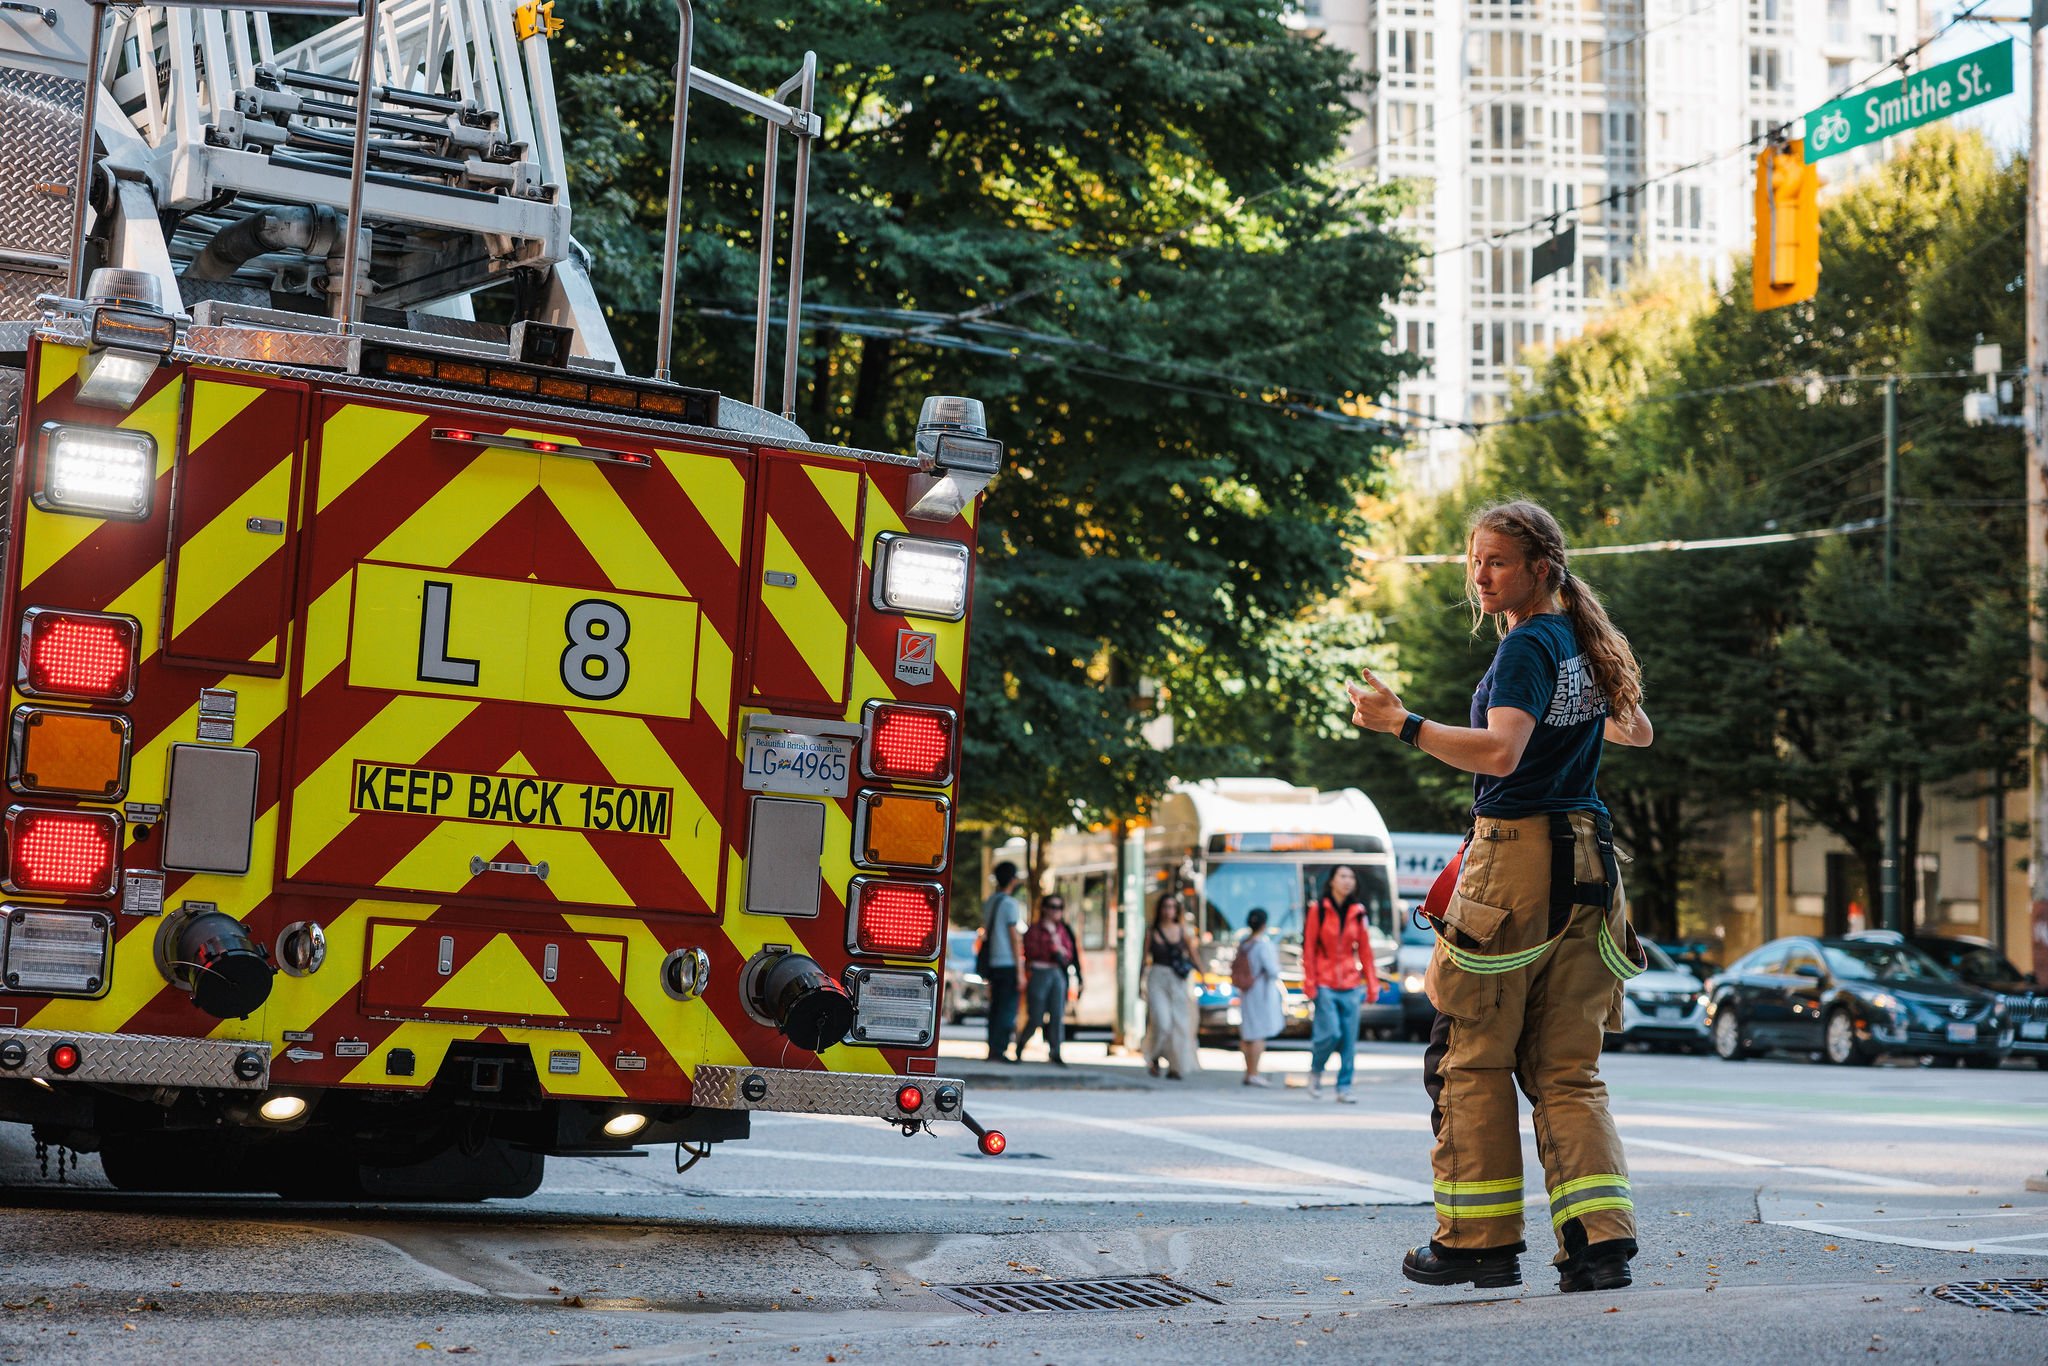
[
  {"left": 1886, "top": 933, "right": 2047, "bottom": 1069},
  {"left": 1705, "top": 935, "right": 2011, "bottom": 1067}
]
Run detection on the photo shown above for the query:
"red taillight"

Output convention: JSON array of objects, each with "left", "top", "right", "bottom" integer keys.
[
  {"left": 896, "top": 1084, "right": 925, "bottom": 1113},
  {"left": 18, "top": 608, "right": 140, "bottom": 703},
  {"left": 861, "top": 702, "right": 956, "bottom": 785},
  {"left": 47, "top": 1042, "right": 81, "bottom": 1074},
  {"left": 5, "top": 806, "right": 120, "bottom": 896},
  {"left": 848, "top": 877, "right": 944, "bottom": 959}
]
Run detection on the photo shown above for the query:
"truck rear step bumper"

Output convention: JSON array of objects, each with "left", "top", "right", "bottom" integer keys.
[
  {"left": 0, "top": 1028, "right": 270, "bottom": 1089},
  {"left": 691, "top": 1063, "right": 964, "bottom": 1124}
]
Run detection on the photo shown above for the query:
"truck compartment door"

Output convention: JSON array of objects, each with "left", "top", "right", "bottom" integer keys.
[{"left": 743, "top": 455, "right": 864, "bottom": 711}]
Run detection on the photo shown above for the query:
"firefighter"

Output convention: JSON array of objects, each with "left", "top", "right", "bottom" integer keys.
[{"left": 1345, "top": 500, "right": 1654, "bottom": 1294}]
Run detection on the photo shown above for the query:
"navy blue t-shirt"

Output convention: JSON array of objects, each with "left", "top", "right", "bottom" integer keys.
[{"left": 1469, "top": 614, "right": 1609, "bottom": 817}]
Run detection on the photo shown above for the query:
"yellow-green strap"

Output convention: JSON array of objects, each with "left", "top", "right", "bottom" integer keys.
[{"left": 1598, "top": 922, "right": 1647, "bottom": 980}]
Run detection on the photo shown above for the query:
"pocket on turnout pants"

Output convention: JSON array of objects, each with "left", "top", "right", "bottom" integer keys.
[{"left": 1423, "top": 892, "right": 1518, "bottom": 1024}]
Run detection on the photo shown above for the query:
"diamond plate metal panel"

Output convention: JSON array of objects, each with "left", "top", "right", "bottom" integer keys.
[
  {"left": 0, "top": 367, "right": 18, "bottom": 567},
  {"left": 0, "top": 265, "right": 61, "bottom": 322},
  {"left": 0, "top": 66, "right": 85, "bottom": 258},
  {"left": 691, "top": 1063, "right": 965, "bottom": 1122},
  {"left": 0, "top": 1028, "right": 270, "bottom": 1089},
  {"left": 184, "top": 325, "right": 358, "bottom": 369}
]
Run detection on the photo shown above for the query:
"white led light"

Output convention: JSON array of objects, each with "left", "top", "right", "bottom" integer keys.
[
  {"left": 74, "top": 348, "right": 161, "bottom": 410},
  {"left": 603, "top": 1112, "right": 649, "bottom": 1138},
  {"left": 0, "top": 907, "right": 110, "bottom": 996},
  {"left": 258, "top": 1094, "right": 308, "bottom": 1123},
  {"left": 36, "top": 424, "right": 156, "bottom": 521},
  {"left": 873, "top": 534, "right": 970, "bottom": 620}
]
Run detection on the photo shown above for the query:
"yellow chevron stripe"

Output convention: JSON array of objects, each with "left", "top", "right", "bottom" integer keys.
[
  {"left": 186, "top": 376, "right": 268, "bottom": 451},
  {"left": 758, "top": 514, "right": 848, "bottom": 700},
  {"left": 565, "top": 712, "right": 721, "bottom": 907},
  {"left": 35, "top": 342, "right": 80, "bottom": 401},
  {"left": 498, "top": 1026, "right": 629, "bottom": 1098},
  {"left": 535, "top": 448, "right": 686, "bottom": 597},
  {"left": 425, "top": 933, "right": 573, "bottom": 1017},
  {"left": 716, "top": 848, "right": 865, "bottom": 1076},
  {"left": 804, "top": 462, "right": 861, "bottom": 538},
  {"left": 369, "top": 447, "right": 539, "bottom": 568},
  {"left": 316, "top": 404, "right": 428, "bottom": 512},
  {"left": 283, "top": 694, "right": 476, "bottom": 878},
  {"left": 663, "top": 447, "right": 745, "bottom": 564},
  {"left": 695, "top": 618, "right": 733, "bottom": 738},
  {"left": 301, "top": 575, "right": 353, "bottom": 693},
  {"left": 263, "top": 900, "right": 432, "bottom": 1040},
  {"left": 19, "top": 372, "right": 186, "bottom": 590},
  {"left": 339, "top": 1020, "right": 486, "bottom": 1087},
  {"left": 168, "top": 453, "right": 293, "bottom": 650},
  {"left": 563, "top": 914, "right": 706, "bottom": 1076}
]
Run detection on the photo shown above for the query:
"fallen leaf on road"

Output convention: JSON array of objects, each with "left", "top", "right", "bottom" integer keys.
[
  {"left": 1324, "top": 1276, "right": 1340, "bottom": 1282},
  {"left": 1824, "top": 1245, "right": 1839, "bottom": 1252},
  {"left": 414, "top": 1345, "right": 433, "bottom": 1352},
  {"left": 1213, "top": 1281, "right": 1233, "bottom": 1288},
  {"left": 1603, "top": 1308, "right": 1619, "bottom": 1315}
]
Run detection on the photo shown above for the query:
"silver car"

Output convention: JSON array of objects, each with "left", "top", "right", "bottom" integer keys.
[
  {"left": 1608, "top": 938, "right": 1709, "bottom": 1052},
  {"left": 943, "top": 928, "right": 989, "bottom": 1024}
]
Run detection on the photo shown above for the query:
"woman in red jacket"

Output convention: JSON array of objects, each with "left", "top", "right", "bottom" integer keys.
[{"left": 1301, "top": 865, "right": 1381, "bottom": 1103}]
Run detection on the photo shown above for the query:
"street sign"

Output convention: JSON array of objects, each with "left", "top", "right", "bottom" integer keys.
[
  {"left": 1803, "top": 38, "right": 2012, "bottom": 163},
  {"left": 1531, "top": 223, "right": 1576, "bottom": 285}
]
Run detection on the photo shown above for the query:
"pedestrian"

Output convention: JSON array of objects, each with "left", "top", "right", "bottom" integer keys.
[
  {"left": 1141, "top": 891, "right": 1202, "bottom": 1079},
  {"left": 980, "top": 862, "right": 1028, "bottom": 1063},
  {"left": 1301, "top": 864, "right": 1382, "bottom": 1104},
  {"left": 1235, "top": 908, "right": 1284, "bottom": 1086},
  {"left": 1345, "top": 499, "right": 1654, "bottom": 1295},
  {"left": 1015, "top": 893, "right": 1081, "bottom": 1064}
]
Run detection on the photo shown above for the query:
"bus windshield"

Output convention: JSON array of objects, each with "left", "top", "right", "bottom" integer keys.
[{"left": 1201, "top": 860, "right": 1396, "bottom": 946}]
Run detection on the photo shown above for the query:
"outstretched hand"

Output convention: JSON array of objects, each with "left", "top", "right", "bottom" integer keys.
[{"left": 1345, "top": 666, "right": 1407, "bottom": 734}]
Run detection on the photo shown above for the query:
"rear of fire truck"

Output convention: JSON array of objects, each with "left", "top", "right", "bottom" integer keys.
[{"left": 0, "top": 0, "right": 1001, "bottom": 1198}]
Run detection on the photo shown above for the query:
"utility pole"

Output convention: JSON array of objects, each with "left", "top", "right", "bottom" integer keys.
[
  {"left": 2025, "top": 0, "right": 2048, "bottom": 1198},
  {"left": 1882, "top": 375, "right": 1902, "bottom": 933}
]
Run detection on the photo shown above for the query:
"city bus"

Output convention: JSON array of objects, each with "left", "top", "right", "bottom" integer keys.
[{"left": 1045, "top": 777, "right": 1401, "bottom": 1038}]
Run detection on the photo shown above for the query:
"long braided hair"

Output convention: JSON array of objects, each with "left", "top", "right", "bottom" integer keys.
[{"left": 1468, "top": 500, "right": 1644, "bottom": 730}]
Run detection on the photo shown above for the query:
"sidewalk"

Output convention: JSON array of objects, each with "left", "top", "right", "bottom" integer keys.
[{"left": 935, "top": 1029, "right": 1416, "bottom": 1095}]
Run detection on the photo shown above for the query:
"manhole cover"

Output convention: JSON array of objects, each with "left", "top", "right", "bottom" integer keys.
[
  {"left": 1931, "top": 1279, "right": 2048, "bottom": 1315},
  {"left": 932, "top": 1275, "right": 1222, "bottom": 1315}
]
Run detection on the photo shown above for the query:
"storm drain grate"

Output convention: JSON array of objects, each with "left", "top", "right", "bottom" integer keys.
[
  {"left": 931, "top": 1275, "right": 1222, "bottom": 1315},
  {"left": 1931, "top": 1279, "right": 2048, "bottom": 1315}
]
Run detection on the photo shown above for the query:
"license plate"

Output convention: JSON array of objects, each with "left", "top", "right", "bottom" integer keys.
[
  {"left": 742, "top": 729, "right": 852, "bottom": 797},
  {"left": 1946, "top": 1022, "right": 1977, "bottom": 1044},
  {"left": 2022, "top": 1022, "right": 2047, "bottom": 1041},
  {"left": 1654, "top": 1006, "right": 1682, "bottom": 1020}
]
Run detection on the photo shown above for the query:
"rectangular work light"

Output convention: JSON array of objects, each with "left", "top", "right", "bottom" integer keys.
[
  {"left": 870, "top": 533, "right": 969, "bottom": 620},
  {"left": 34, "top": 424, "right": 156, "bottom": 520},
  {"left": 0, "top": 906, "right": 112, "bottom": 997}
]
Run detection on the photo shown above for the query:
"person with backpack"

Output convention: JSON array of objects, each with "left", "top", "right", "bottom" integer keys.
[
  {"left": 1234, "top": 908, "right": 1284, "bottom": 1086},
  {"left": 1301, "top": 864, "right": 1381, "bottom": 1103}
]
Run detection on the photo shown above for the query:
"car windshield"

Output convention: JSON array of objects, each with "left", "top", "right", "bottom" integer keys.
[
  {"left": 1917, "top": 941, "right": 2024, "bottom": 986},
  {"left": 947, "top": 930, "right": 976, "bottom": 962},
  {"left": 1399, "top": 910, "right": 1436, "bottom": 946},
  {"left": 1820, "top": 941, "right": 1957, "bottom": 985},
  {"left": 1639, "top": 939, "right": 1678, "bottom": 973}
]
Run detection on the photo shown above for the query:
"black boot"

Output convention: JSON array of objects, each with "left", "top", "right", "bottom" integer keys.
[
  {"left": 1556, "top": 1221, "right": 1635, "bottom": 1293},
  {"left": 1400, "top": 1242, "right": 1523, "bottom": 1289}
]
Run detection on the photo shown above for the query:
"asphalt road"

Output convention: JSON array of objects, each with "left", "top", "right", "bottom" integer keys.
[{"left": 2, "top": 1037, "right": 2045, "bottom": 1364}]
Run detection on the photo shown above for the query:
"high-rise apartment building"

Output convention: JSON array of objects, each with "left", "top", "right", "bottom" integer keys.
[{"left": 1296, "top": 1, "right": 1931, "bottom": 489}]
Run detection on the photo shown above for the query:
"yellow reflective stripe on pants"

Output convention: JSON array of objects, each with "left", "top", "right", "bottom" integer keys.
[
  {"left": 1435, "top": 1177, "right": 1524, "bottom": 1221},
  {"left": 1441, "top": 932, "right": 1561, "bottom": 975},
  {"left": 1597, "top": 921, "right": 1646, "bottom": 980},
  {"left": 1548, "top": 1172, "right": 1633, "bottom": 1228},
  {"left": 1435, "top": 1175, "right": 1524, "bottom": 1195}
]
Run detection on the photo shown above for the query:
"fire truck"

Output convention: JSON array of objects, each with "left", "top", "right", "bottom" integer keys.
[{"left": 0, "top": 0, "right": 1003, "bottom": 1198}]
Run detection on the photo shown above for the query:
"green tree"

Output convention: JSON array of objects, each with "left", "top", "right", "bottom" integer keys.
[{"left": 556, "top": 0, "right": 1419, "bottom": 852}]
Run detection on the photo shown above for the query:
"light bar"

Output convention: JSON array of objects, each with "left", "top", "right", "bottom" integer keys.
[
  {"left": 871, "top": 533, "right": 970, "bottom": 620},
  {"left": 846, "top": 876, "right": 944, "bottom": 959},
  {"left": 3, "top": 806, "right": 120, "bottom": 897},
  {"left": 851, "top": 791, "right": 950, "bottom": 872},
  {"left": 861, "top": 701, "right": 956, "bottom": 786},
  {"left": 17, "top": 607, "right": 141, "bottom": 703},
  {"left": 362, "top": 345, "right": 719, "bottom": 426},
  {"left": 431, "top": 428, "right": 652, "bottom": 469},
  {"left": 0, "top": 906, "right": 112, "bottom": 997},
  {"left": 34, "top": 423, "right": 156, "bottom": 520}
]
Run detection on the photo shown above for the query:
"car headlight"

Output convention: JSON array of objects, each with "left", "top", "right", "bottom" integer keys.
[
  {"left": 1403, "top": 974, "right": 1423, "bottom": 993},
  {"left": 1866, "top": 991, "right": 1901, "bottom": 1015},
  {"left": 871, "top": 533, "right": 970, "bottom": 619}
]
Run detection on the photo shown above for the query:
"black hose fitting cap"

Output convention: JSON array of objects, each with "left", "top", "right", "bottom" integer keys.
[
  {"left": 157, "top": 909, "right": 274, "bottom": 1019},
  {"left": 753, "top": 952, "right": 854, "bottom": 1052}
]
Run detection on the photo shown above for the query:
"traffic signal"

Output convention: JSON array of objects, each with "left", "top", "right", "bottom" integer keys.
[{"left": 1753, "top": 141, "right": 1820, "bottom": 311}]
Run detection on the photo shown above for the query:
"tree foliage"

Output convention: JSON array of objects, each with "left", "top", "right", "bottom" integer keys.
[{"left": 554, "top": 0, "right": 1418, "bottom": 840}]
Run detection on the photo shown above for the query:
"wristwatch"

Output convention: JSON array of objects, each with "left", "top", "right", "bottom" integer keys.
[{"left": 1400, "top": 712, "right": 1425, "bottom": 747}]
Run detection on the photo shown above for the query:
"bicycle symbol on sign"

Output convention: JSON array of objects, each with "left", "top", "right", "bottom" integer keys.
[{"left": 1809, "top": 107, "right": 1851, "bottom": 153}]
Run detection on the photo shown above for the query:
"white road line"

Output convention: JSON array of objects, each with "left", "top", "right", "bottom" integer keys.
[
  {"left": 698, "top": 1146, "right": 1359, "bottom": 1198},
  {"left": 968, "top": 1103, "right": 1433, "bottom": 1202},
  {"left": 1619, "top": 1135, "right": 1939, "bottom": 1191},
  {"left": 1768, "top": 1218, "right": 2048, "bottom": 1256},
  {"left": 552, "top": 1187, "right": 1368, "bottom": 1204}
]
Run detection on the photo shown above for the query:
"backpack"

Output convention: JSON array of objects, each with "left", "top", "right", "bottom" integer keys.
[{"left": 1230, "top": 942, "right": 1256, "bottom": 991}]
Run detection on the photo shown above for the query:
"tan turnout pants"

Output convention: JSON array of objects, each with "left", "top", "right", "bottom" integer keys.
[{"left": 1421, "top": 810, "right": 1646, "bottom": 1263}]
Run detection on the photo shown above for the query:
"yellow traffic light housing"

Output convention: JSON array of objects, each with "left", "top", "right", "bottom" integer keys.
[{"left": 1753, "top": 141, "right": 1820, "bottom": 311}]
